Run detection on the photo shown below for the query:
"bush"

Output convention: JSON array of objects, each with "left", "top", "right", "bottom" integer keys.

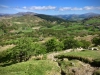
[
  {"left": 63, "top": 38, "right": 81, "bottom": 49},
  {"left": 45, "top": 38, "right": 64, "bottom": 52},
  {"left": 92, "top": 37, "right": 100, "bottom": 46},
  {"left": 79, "top": 40, "right": 91, "bottom": 49},
  {"left": 0, "top": 37, "right": 46, "bottom": 63}
]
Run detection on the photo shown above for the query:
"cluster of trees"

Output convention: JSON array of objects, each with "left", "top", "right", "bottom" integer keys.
[
  {"left": 45, "top": 38, "right": 91, "bottom": 52},
  {"left": 0, "top": 37, "right": 91, "bottom": 64},
  {"left": 0, "top": 38, "right": 46, "bottom": 63},
  {"left": 63, "top": 38, "right": 90, "bottom": 49},
  {"left": 1, "top": 35, "right": 100, "bottom": 64}
]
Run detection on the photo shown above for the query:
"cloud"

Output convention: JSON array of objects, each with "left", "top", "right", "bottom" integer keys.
[
  {"left": 71, "top": 7, "right": 83, "bottom": 10},
  {"left": 22, "top": 6, "right": 56, "bottom": 10},
  {"left": 83, "top": 6, "right": 100, "bottom": 10},
  {"left": 83, "top": 6, "right": 94, "bottom": 10},
  {"left": 59, "top": 7, "right": 83, "bottom": 11},
  {"left": 0, "top": 5, "right": 100, "bottom": 12},
  {"left": 0, "top": 5, "right": 9, "bottom": 8},
  {"left": 59, "top": 6, "right": 100, "bottom": 11},
  {"left": 59, "top": 7, "right": 72, "bottom": 11}
]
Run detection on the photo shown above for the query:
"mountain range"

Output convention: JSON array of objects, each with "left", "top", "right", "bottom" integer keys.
[
  {"left": 0, "top": 12, "right": 100, "bottom": 21},
  {"left": 55, "top": 13, "right": 100, "bottom": 21}
]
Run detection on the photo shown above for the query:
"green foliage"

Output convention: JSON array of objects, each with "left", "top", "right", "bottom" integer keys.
[
  {"left": 56, "top": 55, "right": 93, "bottom": 64},
  {"left": 45, "top": 38, "right": 64, "bottom": 52},
  {"left": 92, "top": 37, "right": 100, "bottom": 46},
  {"left": 35, "top": 14, "right": 67, "bottom": 23},
  {"left": 0, "top": 60, "right": 60, "bottom": 75},
  {"left": 84, "top": 16, "right": 100, "bottom": 25},
  {"left": 0, "top": 37, "right": 46, "bottom": 63},
  {"left": 79, "top": 40, "right": 91, "bottom": 49},
  {"left": 63, "top": 38, "right": 81, "bottom": 49},
  {"left": 55, "top": 50, "right": 100, "bottom": 66}
]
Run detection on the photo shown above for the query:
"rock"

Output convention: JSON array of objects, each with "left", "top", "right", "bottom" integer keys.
[{"left": 63, "top": 58, "right": 68, "bottom": 62}]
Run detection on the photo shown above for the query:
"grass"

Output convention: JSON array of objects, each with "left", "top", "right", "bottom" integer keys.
[
  {"left": 55, "top": 50, "right": 100, "bottom": 66},
  {"left": 41, "top": 25, "right": 66, "bottom": 30},
  {"left": 85, "top": 18, "right": 100, "bottom": 24},
  {"left": 51, "top": 25, "right": 66, "bottom": 30},
  {"left": 0, "top": 60, "right": 60, "bottom": 75},
  {"left": 58, "top": 50, "right": 100, "bottom": 59}
]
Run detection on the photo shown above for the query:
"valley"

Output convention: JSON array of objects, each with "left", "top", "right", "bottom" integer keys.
[{"left": 0, "top": 12, "right": 100, "bottom": 75}]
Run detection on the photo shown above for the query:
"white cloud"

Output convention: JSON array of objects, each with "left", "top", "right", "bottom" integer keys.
[
  {"left": 1, "top": 5, "right": 100, "bottom": 12},
  {"left": 84, "top": 6, "right": 100, "bottom": 10},
  {"left": 83, "top": 6, "right": 94, "bottom": 10},
  {"left": 23, "top": 6, "right": 56, "bottom": 10},
  {"left": 59, "top": 7, "right": 83, "bottom": 11},
  {"left": 59, "top": 6, "right": 100, "bottom": 11},
  {"left": 23, "top": 6, "right": 27, "bottom": 9},
  {"left": 71, "top": 7, "right": 83, "bottom": 10},
  {"left": 59, "top": 7, "right": 72, "bottom": 11}
]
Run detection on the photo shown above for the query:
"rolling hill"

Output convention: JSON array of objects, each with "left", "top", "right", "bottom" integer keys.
[{"left": 0, "top": 12, "right": 100, "bottom": 75}]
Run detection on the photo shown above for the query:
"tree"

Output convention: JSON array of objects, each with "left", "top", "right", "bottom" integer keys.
[
  {"left": 9, "top": 38, "right": 33, "bottom": 62},
  {"left": 63, "top": 38, "right": 80, "bottom": 49},
  {"left": 6, "top": 37, "right": 46, "bottom": 63},
  {"left": 45, "top": 38, "right": 64, "bottom": 52},
  {"left": 80, "top": 40, "right": 91, "bottom": 49},
  {"left": 32, "top": 44, "right": 46, "bottom": 55},
  {"left": 92, "top": 37, "right": 100, "bottom": 46}
]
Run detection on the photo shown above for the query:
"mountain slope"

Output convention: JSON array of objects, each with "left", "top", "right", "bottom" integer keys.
[
  {"left": 35, "top": 14, "right": 68, "bottom": 23},
  {"left": 55, "top": 13, "right": 100, "bottom": 21},
  {"left": 83, "top": 16, "right": 100, "bottom": 25}
]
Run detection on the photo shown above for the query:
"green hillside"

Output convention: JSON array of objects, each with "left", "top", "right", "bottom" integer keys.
[
  {"left": 0, "top": 60, "right": 60, "bottom": 75},
  {"left": 0, "top": 14, "right": 100, "bottom": 75},
  {"left": 83, "top": 16, "right": 100, "bottom": 28}
]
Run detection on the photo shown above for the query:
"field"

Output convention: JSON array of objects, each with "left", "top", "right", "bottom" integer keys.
[{"left": 0, "top": 60, "right": 60, "bottom": 75}]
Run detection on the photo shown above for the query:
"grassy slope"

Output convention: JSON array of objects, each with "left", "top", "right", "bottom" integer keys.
[
  {"left": 59, "top": 50, "right": 100, "bottom": 59},
  {"left": 55, "top": 50, "right": 100, "bottom": 66},
  {"left": 0, "top": 60, "right": 60, "bottom": 75}
]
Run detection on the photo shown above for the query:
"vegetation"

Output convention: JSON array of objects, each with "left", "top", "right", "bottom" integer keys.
[
  {"left": 0, "top": 37, "right": 46, "bottom": 63},
  {"left": 55, "top": 50, "right": 100, "bottom": 66},
  {"left": 0, "top": 60, "right": 60, "bottom": 75},
  {"left": 45, "top": 38, "right": 64, "bottom": 52},
  {"left": 92, "top": 37, "right": 100, "bottom": 46},
  {"left": 0, "top": 14, "right": 100, "bottom": 75}
]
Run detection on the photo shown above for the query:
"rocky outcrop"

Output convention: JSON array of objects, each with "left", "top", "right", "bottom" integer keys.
[{"left": 56, "top": 59, "right": 100, "bottom": 75}]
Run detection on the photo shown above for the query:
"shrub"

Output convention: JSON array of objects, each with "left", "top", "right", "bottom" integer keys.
[
  {"left": 92, "top": 37, "right": 100, "bottom": 46},
  {"left": 45, "top": 38, "right": 64, "bottom": 52},
  {"left": 63, "top": 38, "right": 81, "bottom": 49},
  {"left": 0, "top": 37, "right": 46, "bottom": 63},
  {"left": 79, "top": 40, "right": 91, "bottom": 49}
]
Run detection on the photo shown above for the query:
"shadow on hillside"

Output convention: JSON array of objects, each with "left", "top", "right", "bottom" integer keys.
[{"left": 0, "top": 62, "right": 16, "bottom": 67}]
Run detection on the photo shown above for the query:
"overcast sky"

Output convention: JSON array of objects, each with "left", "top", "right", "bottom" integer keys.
[{"left": 0, "top": 0, "right": 100, "bottom": 15}]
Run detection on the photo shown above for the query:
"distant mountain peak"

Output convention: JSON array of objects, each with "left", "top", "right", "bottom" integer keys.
[{"left": 16, "top": 12, "right": 37, "bottom": 15}]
